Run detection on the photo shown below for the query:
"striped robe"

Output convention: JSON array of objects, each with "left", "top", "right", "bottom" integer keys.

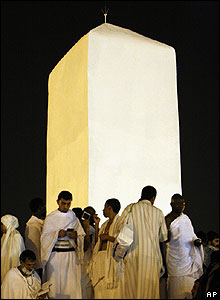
[{"left": 116, "top": 200, "right": 167, "bottom": 299}]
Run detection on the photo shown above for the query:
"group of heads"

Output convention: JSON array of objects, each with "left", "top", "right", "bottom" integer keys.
[
  {"left": 57, "top": 190, "right": 121, "bottom": 223},
  {"left": 140, "top": 186, "right": 185, "bottom": 214},
  {"left": 57, "top": 186, "right": 186, "bottom": 217}
]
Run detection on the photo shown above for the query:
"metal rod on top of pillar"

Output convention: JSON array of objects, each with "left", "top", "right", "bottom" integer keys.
[{"left": 101, "top": 6, "right": 109, "bottom": 23}]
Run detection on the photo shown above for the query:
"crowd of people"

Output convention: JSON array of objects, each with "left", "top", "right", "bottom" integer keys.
[{"left": 1, "top": 186, "right": 219, "bottom": 299}]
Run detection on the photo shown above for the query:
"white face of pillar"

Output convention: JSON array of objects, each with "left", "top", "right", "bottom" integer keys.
[
  {"left": 47, "top": 23, "right": 182, "bottom": 221},
  {"left": 87, "top": 24, "right": 181, "bottom": 220}
]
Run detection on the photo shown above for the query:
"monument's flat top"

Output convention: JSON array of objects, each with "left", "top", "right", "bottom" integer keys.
[{"left": 89, "top": 23, "right": 173, "bottom": 50}]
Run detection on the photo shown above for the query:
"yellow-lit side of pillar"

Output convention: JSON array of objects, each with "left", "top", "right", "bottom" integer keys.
[{"left": 47, "top": 34, "right": 89, "bottom": 213}]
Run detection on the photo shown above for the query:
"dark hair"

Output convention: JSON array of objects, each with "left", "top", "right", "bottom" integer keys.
[
  {"left": 83, "top": 206, "right": 96, "bottom": 216},
  {"left": 29, "top": 198, "right": 45, "bottom": 213},
  {"left": 196, "top": 231, "right": 207, "bottom": 244},
  {"left": 58, "top": 191, "right": 72, "bottom": 201},
  {"left": 83, "top": 206, "right": 96, "bottom": 225},
  {"left": 207, "top": 230, "right": 219, "bottom": 242},
  {"left": 140, "top": 186, "right": 157, "bottom": 200},
  {"left": 72, "top": 207, "right": 83, "bottom": 219},
  {"left": 171, "top": 193, "right": 184, "bottom": 201},
  {"left": 20, "top": 249, "right": 36, "bottom": 262},
  {"left": 106, "top": 198, "right": 121, "bottom": 214}
]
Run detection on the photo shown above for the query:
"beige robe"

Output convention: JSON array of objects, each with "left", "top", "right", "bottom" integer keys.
[
  {"left": 116, "top": 200, "right": 168, "bottom": 299},
  {"left": 25, "top": 216, "right": 44, "bottom": 270},
  {"left": 87, "top": 214, "right": 121, "bottom": 299}
]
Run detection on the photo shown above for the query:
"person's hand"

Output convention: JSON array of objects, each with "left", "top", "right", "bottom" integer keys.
[
  {"left": 58, "top": 229, "right": 67, "bottom": 237},
  {"left": 93, "top": 214, "right": 100, "bottom": 226},
  {"left": 194, "top": 239, "right": 202, "bottom": 247},
  {"left": 68, "top": 230, "right": 77, "bottom": 239},
  {"left": 99, "top": 234, "right": 109, "bottom": 241},
  {"left": 191, "top": 281, "right": 200, "bottom": 298}
]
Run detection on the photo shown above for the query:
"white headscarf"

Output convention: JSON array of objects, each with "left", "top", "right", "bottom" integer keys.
[{"left": 1, "top": 214, "right": 25, "bottom": 283}]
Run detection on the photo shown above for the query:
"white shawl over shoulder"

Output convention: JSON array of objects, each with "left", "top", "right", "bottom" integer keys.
[
  {"left": 166, "top": 213, "right": 204, "bottom": 277},
  {"left": 41, "top": 209, "right": 85, "bottom": 269},
  {"left": 1, "top": 215, "right": 25, "bottom": 283}
]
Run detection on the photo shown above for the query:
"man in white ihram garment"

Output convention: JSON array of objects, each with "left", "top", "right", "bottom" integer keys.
[
  {"left": 87, "top": 198, "right": 121, "bottom": 299},
  {"left": 1, "top": 214, "right": 25, "bottom": 284},
  {"left": 165, "top": 193, "right": 204, "bottom": 299},
  {"left": 113, "top": 185, "right": 168, "bottom": 299},
  {"left": 25, "top": 197, "right": 46, "bottom": 279},
  {"left": 41, "top": 190, "right": 86, "bottom": 299},
  {"left": 1, "top": 249, "right": 45, "bottom": 299}
]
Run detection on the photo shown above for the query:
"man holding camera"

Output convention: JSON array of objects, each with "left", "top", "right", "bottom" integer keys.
[{"left": 41, "top": 191, "right": 85, "bottom": 299}]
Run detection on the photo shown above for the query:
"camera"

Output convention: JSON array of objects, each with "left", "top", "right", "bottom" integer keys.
[{"left": 81, "top": 211, "right": 91, "bottom": 220}]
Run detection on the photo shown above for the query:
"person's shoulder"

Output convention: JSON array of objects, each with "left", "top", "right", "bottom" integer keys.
[
  {"left": 182, "top": 213, "right": 192, "bottom": 222},
  {"left": 13, "top": 230, "right": 24, "bottom": 241},
  {"left": 67, "top": 209, "right": 75, "bottom": 216},
  {"left": 150, "top": 204, "right": 164, "bottom": 214},
  {"left": 4, "top": 267, "right": 19, "bottom": 279},
  {"left": 26, "top": 216, "right": 33, "bottom": 225},
  {"left": 100, "top": 219, "right": 109, "bottom": 228},
  {"left": 45, "top": 209, "right": 58, "bottom": 219},
  {"left": 125, "top": 202, "right": 137, "bottom": 210}
]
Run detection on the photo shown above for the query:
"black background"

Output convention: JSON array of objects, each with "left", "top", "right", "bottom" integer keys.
[{"left": 1, "top": 1, "right": 219, "bottom": 237}]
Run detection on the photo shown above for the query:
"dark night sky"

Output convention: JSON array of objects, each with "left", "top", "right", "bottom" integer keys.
[{"left": 1, "top": 1, "right": 219, "bottom": 237}]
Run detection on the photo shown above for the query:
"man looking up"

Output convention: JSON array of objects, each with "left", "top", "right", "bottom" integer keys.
[
  {"left": 165, "top": 193, "right": 204, "bottom": 299},
  {"left": 41, "top": 190, "right": 85, "bottom": 299}
]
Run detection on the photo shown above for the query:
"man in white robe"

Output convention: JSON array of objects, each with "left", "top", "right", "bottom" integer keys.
[
  {"left": 1, "top": 214, "right": 25, "bottom": 283},
  {"left": 114, "top": 185, "right": 168, "bottom": 299},
  {"left": 1, "top": 249, "right": 43, "bottom": 299},
  {"left": 25, "top": 197, "right": 46, "bottom": 279},
  {"left": 165, "top": 193, "right": 204, "bottom": 299},
  {"left": 87, "top": 198, "right": 121, "bottom": 299},
  {"left": 41, "top": 190, "right": 85, "bottom": 299}
]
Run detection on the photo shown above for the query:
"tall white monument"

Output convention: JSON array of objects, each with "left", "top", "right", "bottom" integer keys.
[{"left": 47, "top": 23, "right": 182, "bottom": 220}]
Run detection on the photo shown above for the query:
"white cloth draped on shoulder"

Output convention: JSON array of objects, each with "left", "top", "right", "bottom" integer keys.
[
  {"left": 166, "top": 213, "right": 204, "bottom": 277},
  {"left": 113, "top": 204, "right": 134, "bottom": 261},
  {"left": 1, "top": 267, "right": 41, "bottom": 299},
  {"left": 25, "top": 215, "right": 44, "bottom": 270},
  {"left": 1, "top": 214, "right": 25, "bottom": 283},
  {"left": 41, "top": 209, "right": 86, "bottom": 299},
  {"left": 41, "top": 209, "right": 85, "bottom": 269}
]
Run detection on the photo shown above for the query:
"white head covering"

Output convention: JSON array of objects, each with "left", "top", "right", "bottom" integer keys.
[{"left": 1, "top": 214, "right": 25, "bottom": 283}]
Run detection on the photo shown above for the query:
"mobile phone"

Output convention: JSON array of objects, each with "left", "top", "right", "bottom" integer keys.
[
  {"left": 67, "top": 228, "right": 74, "bottom": 232},
  {"left": 81, "top": 211, "right": 91, "bottom": 220}
]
